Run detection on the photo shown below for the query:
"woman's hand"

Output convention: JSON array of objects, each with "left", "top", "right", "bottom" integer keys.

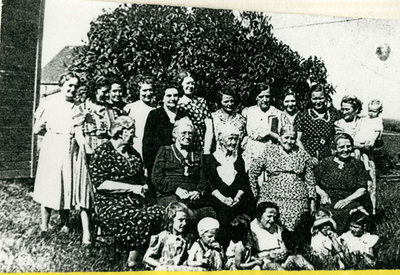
[
  {"left": 334, "top": 198, "right": 350, "bottom": 209},
  {"left": 231, "top": 190, "right": 244, "bottom": 206},
  {"left": 310, "top": 157, "right": 319, "bottom": 166},
  {"left": 223, "top": 197, "right": 234, "bottom": 206},
  {"left": 175, "top": 187, "right": 190, "bottom": 199}
]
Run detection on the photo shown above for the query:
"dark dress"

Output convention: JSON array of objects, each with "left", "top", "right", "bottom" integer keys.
[
  {"left": 143, "top": 107, "right": 174, "bottom": 174},
  {"left": 206, "top": 153, "right": 255, "bottom": 227},
  {"left": 294, "top": 108, "right": 339, "bottom": 159},
  {"left": 89, "top": 142, "right": 164, "bottom": 249},
  {"left": 315, "top": 156, "right": 370, "bottom": 233},
  {"left": 151, "top": 145, "right": 209, "bottom": 211}
]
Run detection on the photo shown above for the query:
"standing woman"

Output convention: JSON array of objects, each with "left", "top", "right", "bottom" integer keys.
[
  {"left": 143, "top": 85, "right": 179, "bottom": 177},
  {"left": 294, "top": 84, "right": 339, "bottom": 165},
  {"left": 33, "top": 72, "right": 80, "bottom": 234},
  {"left": 241, "top": 83, "right": 282, "bottom": 171},
  {"left": 211, "top": 89, "right": 246, "bottom": 142},
  {"left": 124, "top": 75, "right": 155, "bottom": 158},
  {"left": 175, "top": 72, "right": 213, "bottom": 154},
  {"left": 249, "top": 124, "right": 316, "bottom": 239},
  {"left": 281, "top": 87, "right": 299, "bottom": 127}
]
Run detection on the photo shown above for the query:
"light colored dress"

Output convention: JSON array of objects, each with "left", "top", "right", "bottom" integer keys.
[
  {"left": 33, "top": 93, "right": 77, "bottom": 210},
  {"left": 187, "top": 239, "right": 224, "bottom": 270},
  {"left": 211, "top": 109, "right": 246, "bottom": 138},
  {"left": 249, "top": 143, "right": 316, "bottom": 231},
  {"left": 339, "top": 231, "right": 379, "bottom": 256},
  {"left": 250, "top": 219, "right": 287, "bottom": 257},
  {"left": 241, "top": 105, "right": 282, "bottom": 170},
  {"left": 124, "top": 100, "right": 154, "bottom": 157}
]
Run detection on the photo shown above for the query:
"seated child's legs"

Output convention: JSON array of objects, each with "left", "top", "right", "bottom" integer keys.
[{"left": 282, "top": 255, "right": 314, "bottom": 270}]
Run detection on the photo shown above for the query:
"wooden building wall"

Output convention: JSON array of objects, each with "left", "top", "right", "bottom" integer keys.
[{"left": 0, "top": 0, "right": 44, "bottom": 178}]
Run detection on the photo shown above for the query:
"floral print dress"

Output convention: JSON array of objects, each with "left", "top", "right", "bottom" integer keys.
[
  {"left": 249, "top": 143, "right": 316, "bottom": 231},
  {"left": 177, "top": 97, "right": 211, "bottom": 152},
  {"left": 89, "top": 142, "right": 164, "bottom": 248}
]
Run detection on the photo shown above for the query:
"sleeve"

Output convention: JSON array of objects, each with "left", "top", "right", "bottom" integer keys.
[
  {"left": 293, "top": 111, "right": 304, "bottom": 133},
  {"left": 303, "top": 152, "right": 317, "bottom": 199},
  {"left": 88, "top": 146, "right": 111, "bottom": 188},
  {"left": 353, "top": 160, "right": 368, "bottom": 191},
  {"left": 151, "top": 146, "right": 171, "bottom": 194},
  {"left": 364, "top": 234, "right": 379, "bottom": 249},
  {"left": 248, "top": 153, "right": 265, "bottom": 199},
  {"left": 201, "top": 98, "right": 212, "bottom": 119},
  {"left": 314, "top": 160, "right": 325, "bottom": 187},
  {"left": 142, "top": 110, "right": 159, "bottom": 170},
  {"left": 144, "top": 232, "right": 165, "bottom": 262},
  {"left": 33, "top": 101, "right": 47, "bottom": 134},
  {"left": 187, "top": 241, "right": 203, "bottom": 263}
]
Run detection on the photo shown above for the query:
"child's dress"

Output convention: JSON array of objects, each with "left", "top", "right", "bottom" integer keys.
[
  {"left": 339, "top": 231, "right": 379, "bottom": 256},
  {"left": 187, "top": 239, "right": 224, "bottom": 270},
  {"left": 144, "top": 230, "right": 189, "bottom": 269},
  {"left": 311, "top": 232, "right": 338, "bottom": 256},
  {"left": 225, "top": 240, "right": 253, "bottom": 270}
]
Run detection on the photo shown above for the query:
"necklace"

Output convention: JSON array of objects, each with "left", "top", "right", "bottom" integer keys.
[{"left": 171, "top": 145, "right": 195, "bottom": 176}]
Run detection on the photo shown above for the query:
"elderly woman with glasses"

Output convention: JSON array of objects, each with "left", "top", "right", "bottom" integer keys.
[
  {"left": 152, "top": 118, "right": 212, "bottom": 218},
  {"left": 89, "top": 116, "right": 164, "bottom": 268}
]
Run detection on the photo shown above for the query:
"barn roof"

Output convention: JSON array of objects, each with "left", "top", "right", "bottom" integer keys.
[{"left": 41, "top": 45, "right": 82, "bottom": 84}]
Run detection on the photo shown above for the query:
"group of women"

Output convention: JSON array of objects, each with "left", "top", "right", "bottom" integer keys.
[{"left": 33, "top": 71, "right": 374, "bottom": 268}]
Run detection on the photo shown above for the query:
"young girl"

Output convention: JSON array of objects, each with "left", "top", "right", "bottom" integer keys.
[
  {"left": 143, "top": 202, "right": 195, "bottom": 271},
  {"left": 310, "top": 209, "right": 345, "bottom": 269},
  {"left": 339, "top": 208, "right": 379, "bottom": 266},
  {"left": 187, "top": 217, "right": 224, "bottom": 270},
  {"left": 225, "top": 215, "right": 264, "bottom": 270},
  {"left": 354, "top": 99, "right": 384, "bottom": 215}
]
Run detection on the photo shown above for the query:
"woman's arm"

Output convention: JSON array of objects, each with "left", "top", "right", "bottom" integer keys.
[
  {"left": 151, "top": 146, "right": 171, "bottom": 194},
  {"left": 143, "top": 233, "right": 164, "bottom": 268},
  {"left": 248, "top": 155, "right": 265, "bottom": 200},
  {"left": 97, "top": 180, "right": 147, "bottom": 195},
  {"left": 296, "top": 131, "right": 305, "bottom": 150},
  {"left": 334, "top": 187, "right": 366, "bottom": 209},
  {"left": 187, "top": 243, "right": 206, "bottom": 267},
  {"left": 203, "top": 118, "right": 214, "bottom": 155}
]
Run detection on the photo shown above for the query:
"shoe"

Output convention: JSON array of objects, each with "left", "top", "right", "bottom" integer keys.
[{"left": 40, "top": 230, "right": 49, "bottom": 238}]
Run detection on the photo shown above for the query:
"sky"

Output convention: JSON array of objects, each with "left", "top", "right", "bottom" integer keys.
[{"left": 41, "top": 0, "right": 400, "bottom": 119}]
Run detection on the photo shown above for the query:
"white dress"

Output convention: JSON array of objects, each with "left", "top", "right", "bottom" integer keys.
[
  {"left": 33, "top": 93, "right": 77, "bottom": 210},
  {"left": 124, "top": 100, "right": 154, "bottom": 157}
]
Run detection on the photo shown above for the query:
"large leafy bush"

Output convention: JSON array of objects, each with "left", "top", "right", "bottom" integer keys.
[{"left": 70, "top": 4, "right": 335, "bottom": 108}]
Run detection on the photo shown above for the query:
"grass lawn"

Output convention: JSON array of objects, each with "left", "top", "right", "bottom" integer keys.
[{"left": 0, "top": 176, "right": 400, "bottom": 272}]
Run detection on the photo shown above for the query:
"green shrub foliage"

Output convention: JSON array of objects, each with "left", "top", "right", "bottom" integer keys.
[{"left": 70, "top": 4, "right": 335, "bottom": 108}]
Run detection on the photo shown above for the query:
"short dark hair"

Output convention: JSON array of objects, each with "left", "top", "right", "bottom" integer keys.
[
  {"left": 230, "top": 214, "right": 251, "bottom": 243},
  {"left": 256, "top": 201, "right": 279, "bottom": 221}
]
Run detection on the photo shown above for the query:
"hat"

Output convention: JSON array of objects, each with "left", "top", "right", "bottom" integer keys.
[
  {"left": 311, "top": 216, "right": 337, "bottom": 234},
  {"left": 197, "top": 217, "right": 220, "bottom": 236}
]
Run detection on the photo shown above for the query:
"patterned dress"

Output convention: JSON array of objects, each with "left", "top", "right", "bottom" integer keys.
[
  {"left": 294, "top": 108, "right": 339, "bottom": 159},
  {"left": 249, "top": 143, "right": 316, "bottom": 231},
  {"left": 176, "top": 97, "right": 211, "bottom": 152},
  {"left": 211, "top": 109, "right": 246, "bottom": 139},
  {"left": 89, "top": 142, "right": 164, "bottom": 249}
]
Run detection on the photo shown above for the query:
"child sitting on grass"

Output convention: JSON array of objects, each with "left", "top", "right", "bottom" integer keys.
[
  {"left": 225, "top": 215, "right": 264, "bottom": 270},
  {"left": 339, "top": 208, "right": 379, "bottom": 266},
  {"left": 143, "top": 202, "right": 196, "bottom": 271},
  {"left": 187, "top": 217, "right": 224, "bottom": 270},
  {"left": 250, "top": 201, "right": 314, "bottom": 270},
  {"left": 310, "top": 209, "right": 345, "bottom": 269}
]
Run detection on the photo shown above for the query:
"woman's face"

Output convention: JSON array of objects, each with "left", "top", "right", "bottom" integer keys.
[
  {"left": 257, "top": 89, "right": 271, "bottom": 112},
  {"left": 219, "top": 133, "right": 239, "bottom": 152},
  {"left": 172, "top": 211, "right": 188, "bottom": 234},
  {"left": 259, "top": 207, "right": 277, "bottom": 230},
  {"left": 283, "top": 94, "right": 297, "bottom": 114},
  {"left": 310, "top": 91, "right": 326, "bottom": 111},
  {"left": 182, "top": 76, "right": 195, "bottom": 96},
  {"left": 175, "top": 124, "right": 194, "bottom": 147},
  {"left": 109, "top": 83, "right": 123, "bottom": 103},
  {"left": 335, "top": 138, "right": 353, "bottom": 161},
  {"left": 96, "top": 86, "right": 109, "bottom": 103},
  {"left": 279, "top": 130, "right": 297, "bottom": 152},
  {"left": 221, "top": 94, "right": 235, "bottom": 114},
  {"left": 341, "top": 102, "right": 357, "bottom": 122},
  {"left": 121, "top": 127, "right": 135, "bottom": 145},
  {"left": 61, "top": 77, "right": 79, "bottom": 102},
  {"left": 163, "top": 88, "right": 179, "bottom": 110},
  {"left": 139, "top": 83, "right": 154, "bottom": 105}
]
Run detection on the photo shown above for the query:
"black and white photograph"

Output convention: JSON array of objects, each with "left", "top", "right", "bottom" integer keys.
[{"left": 1, "top": 0, "right": 400, "bottom": 272}]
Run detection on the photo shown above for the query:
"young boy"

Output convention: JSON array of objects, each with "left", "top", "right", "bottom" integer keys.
[{"left": 187, "top": 217, "right": 224, "bottom": 270}]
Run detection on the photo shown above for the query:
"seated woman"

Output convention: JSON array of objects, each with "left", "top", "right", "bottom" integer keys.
[
  {"left": 315, "top": 133, "right": 370, "bottom": 233},
  {"left": 89, "top": 116, "right": 164, "bottom": 268},
  {"left": 207, "top": 123, "right": 255, "bottom": 234},
  {"left": 152, "top": 118, "right": 213, "bottom": 219}
]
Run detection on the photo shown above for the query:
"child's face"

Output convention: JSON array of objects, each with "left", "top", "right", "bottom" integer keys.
[
  {"left": 172, "top": 211, "right": 187, "bottom": 234},
  {"left": 201, "top": 228, "right": 217, "bottom": 246},
  {"left": 368, "top": 105, "right": 381, "bottom": 118},
  {"left": 349, "top": 222, "right": 364, "bottom": 237},
  {"left": 320, "top": 224, "right": 333, "bottom": 236}
]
